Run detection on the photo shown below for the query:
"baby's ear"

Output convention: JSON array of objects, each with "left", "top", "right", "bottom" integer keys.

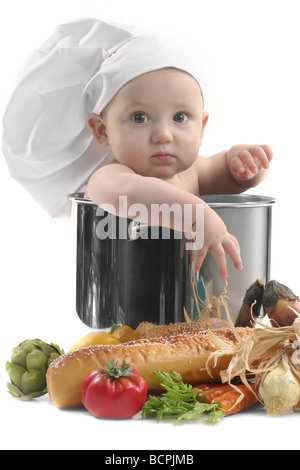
[{"left": 88, "top": 113, "right": 109, "bottom": 146}]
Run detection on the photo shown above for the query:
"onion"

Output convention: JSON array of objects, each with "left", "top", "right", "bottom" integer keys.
[
  {"left": 235, "top": 278, "right": 264, "bottom": 327},
  {"left": 259, "top": 358, "right": 300, "bottom": 416},
  {"left": 263, "top": 280, "right": 300, "bottom": 327},
  {"left": 267, "top": 298, "right": 300, "bottom": 327}
]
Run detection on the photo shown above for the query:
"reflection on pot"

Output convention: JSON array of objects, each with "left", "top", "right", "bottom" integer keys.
[{"left": 69, "top": 193, "right": 275, "bottom": 329}]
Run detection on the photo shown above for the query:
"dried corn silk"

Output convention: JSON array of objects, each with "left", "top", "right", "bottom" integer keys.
[
  {"left": 207, "top": 306, "right": 300, "bottom": 412},
  {"left": 190, "top": 275, "right": 232, "bottom": 322}
]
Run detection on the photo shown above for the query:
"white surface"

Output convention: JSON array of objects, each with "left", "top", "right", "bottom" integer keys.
[{"left": 1, "top": 0, "right": 300, "bottom": 451}]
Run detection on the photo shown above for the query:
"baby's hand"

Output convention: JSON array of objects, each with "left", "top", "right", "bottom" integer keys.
[
  {"left": 227, "top": 144, "right": 273, "bottom": 182},
  {"left": 189, "top": 204, "right": 243, "bottom": 278}
]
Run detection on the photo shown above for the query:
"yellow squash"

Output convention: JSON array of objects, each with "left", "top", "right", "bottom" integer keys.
[
  {"left": 68, "top": 332, "right": 121, "bottom": 351},
  {"left": 112, "top": 325, "right": 140, "bottom": 343}
]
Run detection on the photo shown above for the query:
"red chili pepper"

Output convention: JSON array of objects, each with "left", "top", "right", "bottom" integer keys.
[{"left": 81, "top": 359, "right": 148, "bottom": 419}]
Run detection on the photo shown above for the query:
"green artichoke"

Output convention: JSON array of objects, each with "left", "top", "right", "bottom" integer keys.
[{"left": 5, "top": 338, "right": 64, "bottom": 400}]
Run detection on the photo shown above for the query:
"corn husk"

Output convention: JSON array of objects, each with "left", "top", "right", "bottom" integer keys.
[
  {"left": 189, "top": 274, "right": 300, "bottom": 414},
  {"left": 206, "top": 305, "right": 300, "bottom": 413}
]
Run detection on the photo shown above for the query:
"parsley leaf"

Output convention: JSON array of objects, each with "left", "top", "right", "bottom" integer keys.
[{"left": 142, "top": 371, "right": 224, "bottom": 424}]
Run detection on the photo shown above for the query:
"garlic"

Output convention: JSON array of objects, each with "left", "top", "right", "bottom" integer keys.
[{"left": 259, "top": 359, "right": 300, "bottom": 416}]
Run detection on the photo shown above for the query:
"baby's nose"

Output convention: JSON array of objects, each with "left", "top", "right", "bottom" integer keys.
[{"left": 151, "top": 124, "right": 173, "bottom": 144}]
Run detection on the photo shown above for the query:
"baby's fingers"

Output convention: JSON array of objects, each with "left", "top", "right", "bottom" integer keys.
[
  {"left": 210, "top": 236, "right": 243, "bottom": 278},
  {"left": 248, "top": 145, "right": 272, "bottom": 170},
  {"left": 222, "top": 236, "right": 243, "bottom": 271},
  {"left": 192, "top": 235, "right": 243, "bottom": 278},
  {"left": 192, "top": 246, "right": 208, "bottom": 273},
  {"left": 210, "top": 244, "right": 229, "bottom": 278},
  {"left": 233, "top": 145, "right": 272, "bottom": 180},
  {"left": 193, "top": 244, "right": 229, "bottom": 278},
  {"left": 231, "top": 154, "right": 254, "bottom": 180},
  {"left": 239, "top": 149, "right": 260, "bottom": 174},
  {"left": 259, "top": 144, "right": 274, "bottom": 165}
]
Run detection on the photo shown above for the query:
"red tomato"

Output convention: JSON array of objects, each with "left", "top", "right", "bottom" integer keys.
[{"left": 81, "top": 359, "right": 148, "bottom": 418}]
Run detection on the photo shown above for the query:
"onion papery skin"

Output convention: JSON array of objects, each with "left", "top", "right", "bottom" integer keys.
[{"left": 266, "top": 298, "right": 300, "bottom": 327}]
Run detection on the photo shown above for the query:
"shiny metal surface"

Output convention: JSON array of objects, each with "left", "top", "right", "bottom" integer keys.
[
  {"left": 70, "top": 193, "right": 275, "bottom": 328},
  {"left": 199, "top": 194, "right": 275, "bottom": 320},
  {"left": 71, "top": 193, "right": 188, "bottom": 328}
]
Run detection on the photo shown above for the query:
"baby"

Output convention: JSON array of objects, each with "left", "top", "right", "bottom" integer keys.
[
  {"left": 86, "top": 67, "right": 273, "bottom": 278},
  {"left": 2, "top": 18, "right": 273, "bottom": 279}
]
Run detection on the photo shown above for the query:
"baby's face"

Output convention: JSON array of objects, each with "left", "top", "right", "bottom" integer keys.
[{"left": 91, "top": 68, "right": 208, "bottom": 180}]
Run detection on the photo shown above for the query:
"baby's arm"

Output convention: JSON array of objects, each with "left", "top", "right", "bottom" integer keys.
[
  {"left": 197, "top": 144, "right": 273, "bottom": 195},
  {"left": 87, "top": 162, "right": 202, "bottom": 227},
  {"left": 86, "top": 163, "right": 242, "bottom": 277}
]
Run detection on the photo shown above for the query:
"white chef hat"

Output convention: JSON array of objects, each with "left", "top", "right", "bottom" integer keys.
[{"left": 2, "top": 18, "right": 205, "bottom": 218}]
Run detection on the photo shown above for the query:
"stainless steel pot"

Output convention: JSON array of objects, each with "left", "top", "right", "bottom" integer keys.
[
  {"left": 70, "top": 193, "right": 275, "bottom": 328},
  {"left": 197, "top": 194, "right": 275, "bottom": 320}
]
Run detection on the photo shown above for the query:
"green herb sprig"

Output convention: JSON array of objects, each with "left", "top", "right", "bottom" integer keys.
[{"left": 142, "top": 371, "right": 224, "bottom": 424}]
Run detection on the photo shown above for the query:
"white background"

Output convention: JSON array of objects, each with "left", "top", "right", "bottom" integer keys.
[{"left": 1, "top": 0, "right": 299, "bottom": 450}]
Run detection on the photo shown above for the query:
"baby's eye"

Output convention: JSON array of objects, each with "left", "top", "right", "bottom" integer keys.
[
  {"left": 131, "top": 112, "right": 149, "bottom": 124},
  {"left": 173, "top": 112, "right": 188, "bottom": 123}
]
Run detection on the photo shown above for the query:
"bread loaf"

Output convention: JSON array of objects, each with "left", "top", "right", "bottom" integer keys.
[
  {"left": 46, "top": 328, "right": 251, "bottom": 409},
  {"left": 137, "top": 317, "right": 230, "bottom": 339}
]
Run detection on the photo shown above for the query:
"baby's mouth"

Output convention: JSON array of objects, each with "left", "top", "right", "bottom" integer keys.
[{"left": 151, "top": 152, "right": 175, "bottom": 163}]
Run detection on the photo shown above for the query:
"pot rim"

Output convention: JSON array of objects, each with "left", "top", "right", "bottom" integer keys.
[
  {"left": 201, "top": 194, "right": 276, "bottom": 208},
  {"left": 69, "top": 192, "right": 276, "bottom": 208}
]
